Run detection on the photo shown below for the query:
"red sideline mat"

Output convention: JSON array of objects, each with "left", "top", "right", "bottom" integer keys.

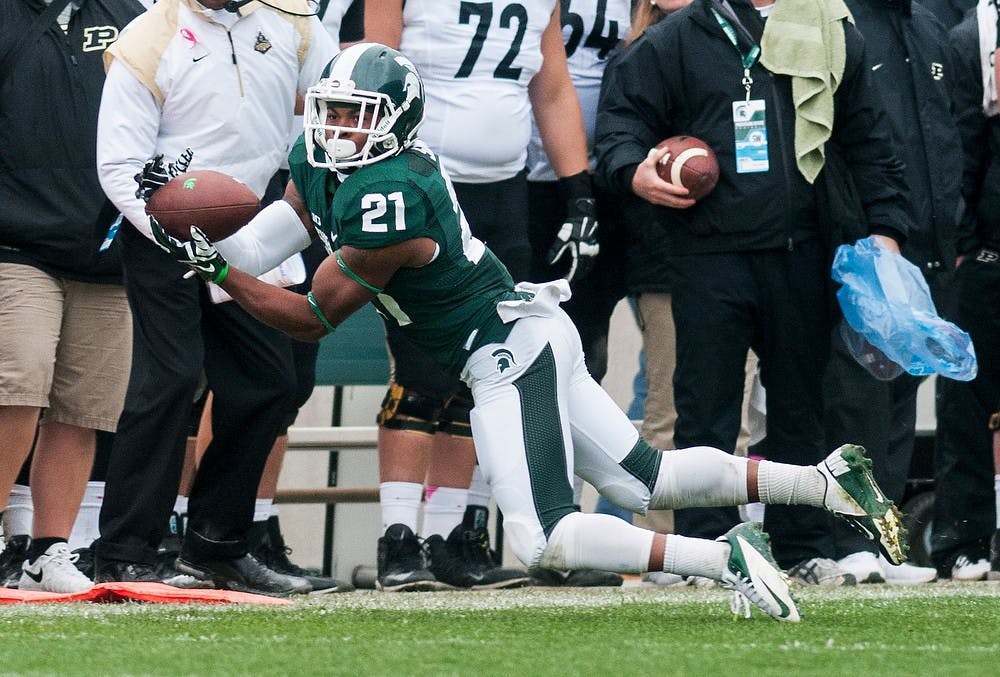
[{"left": 0, "top": 582, "right": 292, "bottom": 605}]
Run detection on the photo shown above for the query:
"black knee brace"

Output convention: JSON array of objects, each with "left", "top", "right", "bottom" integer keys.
[
  {"left": 437, "top": 392, "right": 474, "bottom": 439},
  {"left": 376, "top": 383, "right": 444, "bottom": 435}
]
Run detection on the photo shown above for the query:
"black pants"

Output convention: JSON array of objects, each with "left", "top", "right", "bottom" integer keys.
[
  {"left": 97, "top": 225, "right": 296, "bottom": 565},
  {"left": 666, "top": 239, "right": 833, "bottom": 568},
  {"left": 526, "top": 181, "right": 626, "bottom": 382},
  {"left": 824, "top": 332, "right": 924, "bottom": 556},
  {"left": 456, "top": 172, "right": 532, "bottom": 283},
  {"left": 932, "top": 255, "right": 1000, "bottom": 571},
  {"left": 825, "top": 269, "right": 953, "bottom": 557}
]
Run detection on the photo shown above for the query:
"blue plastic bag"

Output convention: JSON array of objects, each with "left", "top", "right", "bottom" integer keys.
[{"left": 831, "top": 237, "right": 977, "bottom": 381}]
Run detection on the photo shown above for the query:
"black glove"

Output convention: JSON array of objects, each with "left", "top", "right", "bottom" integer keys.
[
  {"left": 548, "top": 195, "right": 599, "bottom": 283},
  {"left": 134, "top": 148, "right": 194, "bottom": 201},
  {"left": 150, "top": 217, "right": 229, "bottom": 284}
]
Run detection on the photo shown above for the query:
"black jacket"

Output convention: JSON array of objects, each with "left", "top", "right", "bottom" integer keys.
[
  {"left": 594, "top": 0, "right": 912, "bottom": 291},
  {"left": 0, "top": 0, "right": 144, "bottom": 283},
  {"left": 949, "top": 9, "right": 1000, "bottom": 253},
  {"left": 846, "top": 0, "right": 963, "bottom": 272},
  {"left": 919, "top": 0, "right": 976, "bottom": 29}
]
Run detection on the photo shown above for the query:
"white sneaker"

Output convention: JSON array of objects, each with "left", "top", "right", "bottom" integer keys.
[
  {"left": 786, "top": 557, "right": 856, "bottom": 586},
  {"left": 837, "top": 551, "right": 885, "bottom": 584},
  {"left": 19, "top": 542, "right": 94, "bottom": 593},
  {"left": 951, "top": 555, "right": 990, "bottom": 582},
  {"left": 642, "top": 571, "right": 686, "bottom": 586},
  {"left": 880, "top": 555, "right": 936, "bottom": 584},
  {"left": 685, "top": 575, "right": 718, "bottom": 588}
]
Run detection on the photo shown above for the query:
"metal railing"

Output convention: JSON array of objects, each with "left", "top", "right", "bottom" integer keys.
[{"left": 275, "top": 426, "right": 379, "bottom": 504}]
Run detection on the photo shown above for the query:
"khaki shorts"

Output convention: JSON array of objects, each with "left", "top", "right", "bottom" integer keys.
[{"left": 0, "top": 263, "right": 132, "bottom": 431}]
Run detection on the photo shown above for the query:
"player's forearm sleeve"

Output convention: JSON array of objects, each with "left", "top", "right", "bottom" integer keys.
[{"left": 215, "top": 200, "right": 313, "bottom": 277}]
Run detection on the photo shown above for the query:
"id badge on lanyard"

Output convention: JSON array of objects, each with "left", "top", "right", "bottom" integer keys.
[
  {"left": 712, "top": 7, "right": 769, "bottom": 173},
  {"left": 734, "top": 100, "right": 768, "bottom": 173}
]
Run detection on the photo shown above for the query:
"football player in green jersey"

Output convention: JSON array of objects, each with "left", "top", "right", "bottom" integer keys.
[{"left": 151, "top": 42, "right": 909, "bottom": 622}]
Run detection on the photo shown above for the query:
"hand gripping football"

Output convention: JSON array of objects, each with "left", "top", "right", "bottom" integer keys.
[
  {"left": 145, "top": 170, "right": 260, "bottom": 241},
  {"left": 654, "top": 135, "right": 720, "bottom": 201}
]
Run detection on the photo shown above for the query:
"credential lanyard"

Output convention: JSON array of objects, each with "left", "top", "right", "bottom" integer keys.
[{"left": 711, "top": 8, "right": 760, "bottom": 102}]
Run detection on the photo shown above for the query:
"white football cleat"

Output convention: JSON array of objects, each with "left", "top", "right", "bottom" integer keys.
[
  {"left": 718, "top": 522, "right": 800, "bottom": 622},
  {"left": 819, "top": 444, "right": 908, "bottom": 564}
]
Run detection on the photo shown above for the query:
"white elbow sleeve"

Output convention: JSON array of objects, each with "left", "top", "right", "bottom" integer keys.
[{"left": 215, "top": 200, "right": 312, "bottom": 276}]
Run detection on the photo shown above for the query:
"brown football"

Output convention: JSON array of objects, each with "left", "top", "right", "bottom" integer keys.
[
  {"left": 654, "top": 135, "right": 720, "bottom": 201},
  {"left": 146, "top": 170, "right": 260, "bottom": 241}
]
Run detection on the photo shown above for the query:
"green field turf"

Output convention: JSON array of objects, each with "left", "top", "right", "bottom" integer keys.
[{"left": 3, "top": 583, "right": 997, "bottom": 676}]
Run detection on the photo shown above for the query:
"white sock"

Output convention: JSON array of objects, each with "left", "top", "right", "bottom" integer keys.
[
  {"left": 663, "top": 534, "right": 729, "bottom": 579},
  {"left": 421, "top": 486, "right": 467, "bottom": 538},
  {"left": 380, "top": 481, "right": 423, "bottom": 533},
  {"left": 756, "top": 460, "right": 826, "bottom": 506},
  {"left": 5, "top": 484, "right": 33, "bottom": 537},
  {"left": 269, "top": 503, "right": 280, "bottom": 518},
  {"left": 467, "top": 465, "right": 491, "bottom": 509},
  {"left": 253, "top": 498, "right": 273, "bottom": 523},
  {"left": 68, "top": 481, "right": 104, "bottom": 550},
  {"left": 173, "top": 495, "right": 189, "bottom": 517},
  {"left": 995, "top": 474, "right": 1000, "bottom": 529},
  {"left": 650, "top": 447, "right": 749, "bottom": 510}
]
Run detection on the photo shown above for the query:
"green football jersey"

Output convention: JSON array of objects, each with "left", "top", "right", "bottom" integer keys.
[{"left": 288, "top": 138, "right": 516, "bottom": 373}]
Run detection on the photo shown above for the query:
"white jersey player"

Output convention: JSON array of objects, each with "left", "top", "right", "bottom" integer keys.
[
  {"left": 526, "top": 0, "right": 631, "bottom": 181},
  {"left": 399, "top": 0, "right": 556, "bottom": 183}
]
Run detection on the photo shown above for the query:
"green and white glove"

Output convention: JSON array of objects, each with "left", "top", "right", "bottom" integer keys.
[
  {"left": 150, "top": 217, "right": 229, "bottom": 284},
  {"left": 186, "top": 225, "right": 229, "bottom": 284}
]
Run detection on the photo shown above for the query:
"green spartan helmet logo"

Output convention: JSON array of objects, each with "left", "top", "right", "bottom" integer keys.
[{"left": 491, "top": 348, "right": 516, "bottom": 374}]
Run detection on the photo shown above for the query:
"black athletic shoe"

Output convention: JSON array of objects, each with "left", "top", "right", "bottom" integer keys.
[
  {"left": 427, "top": 525, "right": 531, "bottom": 590},
  {"left": 529, "top": 566, "right": 624, "bottom": 587},
  {"left": 72, "top": 546, "right": 95, "bottom": 580},
  {"left": 376, "top": 523, "right": 445, "bottom": 592},
  {"left": 174, "top": 553, "right": 311, "bottom": 597},
  {"left": 249, "top": 516, "right": 354, "bottom": 594},
  {"left": 94, "top": 558, "right": 162, "bottom": 584},
  {"left": 0, "top": 535, "right": 30, "bottom": 588}
]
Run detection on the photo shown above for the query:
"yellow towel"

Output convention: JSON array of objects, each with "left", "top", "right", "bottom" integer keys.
[{"left": 759, "top": 0, "right": 854, "bottom": 184}]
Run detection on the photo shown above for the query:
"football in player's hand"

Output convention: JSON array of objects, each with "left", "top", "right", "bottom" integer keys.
[
  {"left": 145, "top": 170, "right": 259, "bottom": 241},
  {"left": 654, "top": 135, "right": 720, "bottom": 201}
]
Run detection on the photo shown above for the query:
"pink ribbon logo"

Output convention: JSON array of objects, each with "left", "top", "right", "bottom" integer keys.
[{"left": 180, "top": 28, "right": 198, "bottom": 48}]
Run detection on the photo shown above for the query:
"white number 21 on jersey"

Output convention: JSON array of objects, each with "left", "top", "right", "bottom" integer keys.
[{"left": 361, "top": 192, "right": 406, "bottom": 232}]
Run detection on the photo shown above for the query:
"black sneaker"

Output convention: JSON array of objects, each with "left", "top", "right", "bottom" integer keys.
[
  {"left": 427, "top": 525, "right": 531, "bottom": 590},
  {"left": 174, "top": 552, "right": 311, "bottom": 597},
  {"left": 72, "top": 546, "right": 95, "bottom": 580},
  {"left": 376, "top": 523, "right": 445, "bottom": 592},
  {"left": 0, "top": 535, "right": 30, "bottom": 588},
  {"left": 94, "top": 558, "right": 162, "bottom": 583},
  {"left": 529, "top": 567, "right": 624, "bottom": 587},
  {"left": 249, "top": 516, "right": 354, "bottom": 594}
]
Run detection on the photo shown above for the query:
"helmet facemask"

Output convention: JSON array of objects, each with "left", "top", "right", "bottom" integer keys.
[
  {"left": 304, "top": 85, "right": 398, "bottom": 170},
  {"left": 304, "top": 43, "right": 426, "bottom": 171}
]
